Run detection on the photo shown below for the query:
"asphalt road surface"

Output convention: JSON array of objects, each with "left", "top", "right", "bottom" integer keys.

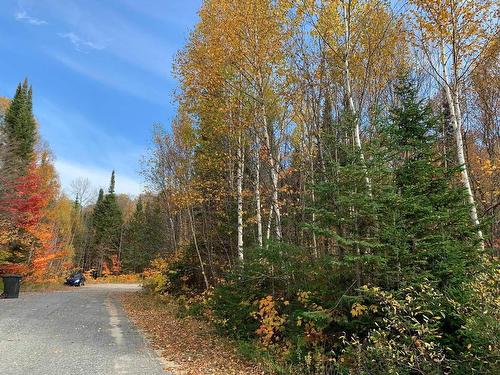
[{"left": 0, "top": 283, "right": 166, "bottom": 375}]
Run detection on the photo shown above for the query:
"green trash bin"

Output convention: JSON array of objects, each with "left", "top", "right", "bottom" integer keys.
[{"left": 1, "top": 274, "right": 22, "bottom": 298}]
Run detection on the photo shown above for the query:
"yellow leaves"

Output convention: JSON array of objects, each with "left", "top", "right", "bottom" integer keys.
[
  {"left": 351, "top": 302, "right": 368, "bottom": 317},
  {"left": 480, "top": 158, "right": 497, "bottom": 177},
  {"left": 0, "top": 96, "right": 10, "bottom": 113},
  {"left": 410, "top": 0, "right": 496, "bottom": 65},
  {"left": 297, "top": 290, "right": 311, "bottom": 304}
]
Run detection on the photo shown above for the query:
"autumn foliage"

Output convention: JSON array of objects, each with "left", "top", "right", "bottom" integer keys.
[
  {"left": 0, "top": 84, "right": 74, "bottom": 278},
  {"left": 139, "top": 0, "right": 498, "bottom": 373}
]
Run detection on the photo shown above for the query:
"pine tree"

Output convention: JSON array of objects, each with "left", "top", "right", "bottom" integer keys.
[
  {"left": 108, "top": 170, "right": 116, "bottom": 194},
  {"left": 122, "top": 197, "right": 165, "bottom": 273},
  {"left": 381, "top": 76, "right": 481, "bottom": 292},
  {"left": 4, "top": 78, "right": 37, "bottom": 171},
  {"left": 122, "top": 197, "right": 146, "bottom": 272},
  {"left": 102, "top": 170, "right": 122, "bottom": 241},
  {"left": 311, "top": 110, "right": 382, "bottom": 289},
  {"left": 90, "top": 173, "right": 123, "bottom": 271},
  {"left": 92, "top": 189, "right": 105, "bottom": 239},
  {"left": 96, "top": 188, "right": 104, "bottom": 205}
]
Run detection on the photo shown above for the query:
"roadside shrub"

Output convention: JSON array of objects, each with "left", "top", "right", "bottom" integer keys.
[
  {"left": 143, "top": 241, "right": 498, "bottom": 374},
  {"left": 142, "top": 248, "right": 208, "bottom": 296},
  {"left": 142, "top": 258, "right": 169, "bottom": 293},
  {"left": 206, "top": 242, "right": 499, "bottom": 374},
  {"left": 208, "top": 242, "right": 335, "bottom": 338}
]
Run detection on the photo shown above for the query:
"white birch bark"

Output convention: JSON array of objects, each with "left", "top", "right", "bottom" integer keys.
[
  {"left": 266, "top": 204, "right": 274, "bottom": 244},
  {"left": 255, "top": 132, "right": 263, "bottom": 247},
  {"left": 237, "top": 132, "right": 245, "bottom": 260},
  {"left": 342, "top": 0, "right": 372, "bottom": 196},
  {"left": 439, "top": 45, "right": 485, "bottom": 249},
  {"left": 262, "top": 106, "right": 282, "bottom": 240}
]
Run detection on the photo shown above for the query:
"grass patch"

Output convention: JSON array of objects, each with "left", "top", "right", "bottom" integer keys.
[
  {"left": 1, "top": 276, "right": 65, "bottom": 293},
  {"left": 21, "top": 278, "right": 67, "bottom": 292}
]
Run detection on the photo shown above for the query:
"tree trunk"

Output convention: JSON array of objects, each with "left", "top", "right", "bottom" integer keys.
[
  {"left": 342, "top": 0, "right": 372, "bottom": 196},
  {"left": 237, "top": 132, "right": 245, "bottom": 261},
  {"left": 266, "top": 204, "right": 274, "bottom": 245},
  {"left": 262, "top": 107, "right": 282, "bottom": 240},
  {"left": 188, "top": 207, "right": 209, "bottom": 289},
  {"left": 440, "top": 45, "right": 485, "bottom": 250},
  {"left": 255, "top": 133, "right": 263, "bottom": 247}
]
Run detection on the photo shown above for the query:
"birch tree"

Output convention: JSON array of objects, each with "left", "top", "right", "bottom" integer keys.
[{"left": 410, "top": 0, "right": 498, "bottom": 248}]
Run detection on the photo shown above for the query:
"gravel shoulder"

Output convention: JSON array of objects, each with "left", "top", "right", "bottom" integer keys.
[{"left": 0, "top": 283, "right": 167, "bottom": 375}]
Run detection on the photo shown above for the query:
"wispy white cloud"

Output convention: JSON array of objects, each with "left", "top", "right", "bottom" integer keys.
[
  {"left": 47, "top": 52, "right": 168, "bottom": 105},
  {"left": 39, "top": 1, "right": 173, "bottom": 79},
  {"left": 55, "top": 159, "right": 143, "bottom": 196},
  {"left": 15, "top": 11, "right": 48, "bottom": 26},
  {"left": 59, "top": 32, "right": 105, "bottom": 52}
]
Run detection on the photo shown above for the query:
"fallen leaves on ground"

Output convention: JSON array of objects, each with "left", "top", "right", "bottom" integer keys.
[{"left": 119, "top": 292, "right": 264, "bottom": 375}]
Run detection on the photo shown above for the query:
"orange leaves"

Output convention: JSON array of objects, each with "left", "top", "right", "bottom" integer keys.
[
  {"left": 0, "top": 262, "right": 30, "bottom": 275},
  {"left": 0, "top": 155, "right": 72, "bottom": 278},
  {"left": 110, "top": 254, "right": 121, "bottom": 274},
  {"left": 253, "top": 295, "right": 287, "bottom": 347},
  {"left": 466, "top": 137, "right": 500, "bottom": 213}
]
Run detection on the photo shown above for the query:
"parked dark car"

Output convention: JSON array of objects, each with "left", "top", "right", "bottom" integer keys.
[{"left": 65, "top": 272, "right": 85, "bottom": 286}]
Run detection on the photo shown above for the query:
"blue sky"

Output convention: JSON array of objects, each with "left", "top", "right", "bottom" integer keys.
[{"left": 0, "top": 0, "right": 201, "bottom": 196}]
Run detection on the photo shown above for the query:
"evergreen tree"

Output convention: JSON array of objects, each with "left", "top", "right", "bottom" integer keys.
[
  {"left": 108, "top": 170, "right": 116, "bottom": 194},
  {"left": 102, "top": 170, "right": 122, "bottom": 240},
  {"left": 123, "top": 197, "right": 165, "bottom": 273},
  {"left": 313, "top": 76, "right": 482, "bottom": 293},
  {"left": 92, "top": 189, "right": 105, "bottom": 239},
  {"left": 381, "top": 77, "right": 481, "bottom": 292},
  {"left": 4, "top": 78, "right": 37, "bottom": 170},
  {"left": 122, "top": 197, "right": 146, "bottom": 272},
  {"left": 90, "top": 173, "right": 123, "bottom": 271},
  {"left": 96, "top": 188, "right": 104, "bottom": 205},
  {"left": 312, "top": 110, "right": 383, "bottom": 289}
]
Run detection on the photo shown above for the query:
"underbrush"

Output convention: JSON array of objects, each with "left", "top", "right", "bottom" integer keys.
[{"left": 143, "top": 245, "right": 499, "bottom": 374}]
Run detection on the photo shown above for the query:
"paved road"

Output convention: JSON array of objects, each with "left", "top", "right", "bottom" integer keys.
[{"left": 0, "top": 284, "right": 166, "bottom": 375}]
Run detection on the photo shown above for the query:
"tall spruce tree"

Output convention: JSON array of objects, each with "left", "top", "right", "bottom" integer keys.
[
  {"left": 381, "top": 77, "right": 482, "bottom": 292},
  {"left": 311, "top": 76, "right": 482, "bottom": 298},
  {"left": 103, "top": 171, "right": 122, "bottom": 238},
  {"left": 108, "top": 170, "right": 116, "bottom": 194},
  {"left": 4, "top": 78, "right": 37, "bottom": 171},
  {"left": 122, "top": 197, "right": 165, "bottom": 273},
  {"left": 90, "top": 172, "right": 123, "bottom": 271},
  {"left": 122, "top": 197, "right": 146, "bottom": 273},
  {"left": 312, "top": 110, "right": 383, "bottom": 289}
]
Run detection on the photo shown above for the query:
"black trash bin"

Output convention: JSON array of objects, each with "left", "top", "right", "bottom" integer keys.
[{"left": 1, "top": 274, "right": 22, "bottom": 298}]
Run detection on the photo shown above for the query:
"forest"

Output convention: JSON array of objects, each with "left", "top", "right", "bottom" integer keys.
[{"left": 0, "top": 0, "right": 498, "bottom": 374}]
